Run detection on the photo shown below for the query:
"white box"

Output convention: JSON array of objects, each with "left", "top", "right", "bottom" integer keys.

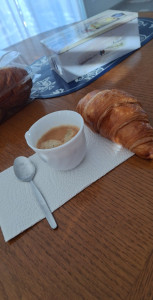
[{"left": 41, "top": 10, "right": 140, "bottom": 83}]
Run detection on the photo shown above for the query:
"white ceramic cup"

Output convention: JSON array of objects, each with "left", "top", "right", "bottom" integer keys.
[{"left": 25, "top": 110, "right": 87, "bottom": 171}]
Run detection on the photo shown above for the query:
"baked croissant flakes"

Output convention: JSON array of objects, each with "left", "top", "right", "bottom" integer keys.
[{"left": 76, "top": 89, "right": 153, "bottom": 159}]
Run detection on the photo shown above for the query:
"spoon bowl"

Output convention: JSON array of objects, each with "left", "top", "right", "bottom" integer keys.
[{"left": 14, "top": 156, "right": 36, "bottom": 182}]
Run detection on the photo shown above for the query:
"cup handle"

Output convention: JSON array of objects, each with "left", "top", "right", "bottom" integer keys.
[
  {"left": 25, "top": 131, "right": 29, "bottom": 140},
  {"left": 25, "top": 131, "right": 31, "bottom": 145},
  {"left": 25, "top": 131, "right": 48, "bottom": 164}
]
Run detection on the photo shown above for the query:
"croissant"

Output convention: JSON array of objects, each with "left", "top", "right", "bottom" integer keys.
[{"left": 76, "top": 89, "right": 153, "bottom": 159}]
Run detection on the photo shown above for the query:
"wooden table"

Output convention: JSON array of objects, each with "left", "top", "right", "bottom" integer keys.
[{"left": 0, "top": 12, "right": 153, "bottom": 300}]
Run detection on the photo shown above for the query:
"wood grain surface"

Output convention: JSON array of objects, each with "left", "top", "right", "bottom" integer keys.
[{"left": 0, "top": 12, "right": 153, "bottom": 300}]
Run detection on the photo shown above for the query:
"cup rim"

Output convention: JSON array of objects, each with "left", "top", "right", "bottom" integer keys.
[{"left": 25, "top": 110, "right": 84, "bottom": 152}]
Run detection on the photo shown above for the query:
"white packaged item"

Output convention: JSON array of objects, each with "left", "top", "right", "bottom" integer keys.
[{"left": 41, "top": 10, "right": 140, "bottom": 83}]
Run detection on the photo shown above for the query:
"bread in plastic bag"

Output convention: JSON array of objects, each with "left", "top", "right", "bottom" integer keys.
[{"left": 0, "top": 51, "right": 33, "bottom": 124}]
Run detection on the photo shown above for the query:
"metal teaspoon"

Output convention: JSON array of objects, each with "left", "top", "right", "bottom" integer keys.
[{"left": 13, "top": 156, "right": 57, "bottom": 229}]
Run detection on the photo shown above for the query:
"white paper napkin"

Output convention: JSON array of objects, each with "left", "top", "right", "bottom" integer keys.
[{"left": 0, "top": 126, "right": 133, "bottom": 242}]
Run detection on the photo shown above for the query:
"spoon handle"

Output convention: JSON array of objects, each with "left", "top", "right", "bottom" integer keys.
[{"left": 30, "top": 180, "right": 57, "bottom": 229}]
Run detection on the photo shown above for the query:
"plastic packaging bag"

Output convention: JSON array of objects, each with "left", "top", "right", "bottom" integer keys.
[{"left": 0, "top": 51, "right": 34, "bottom": 124}]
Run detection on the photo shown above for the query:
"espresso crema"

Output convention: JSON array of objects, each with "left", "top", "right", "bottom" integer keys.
[{"left": 36, "top": 125, "right": 79, "bottom": 149}]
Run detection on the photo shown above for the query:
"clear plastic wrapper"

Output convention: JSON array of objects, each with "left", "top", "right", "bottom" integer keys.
[{"left": 0, "top": 51, "right": 35, "bottom": 124}]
